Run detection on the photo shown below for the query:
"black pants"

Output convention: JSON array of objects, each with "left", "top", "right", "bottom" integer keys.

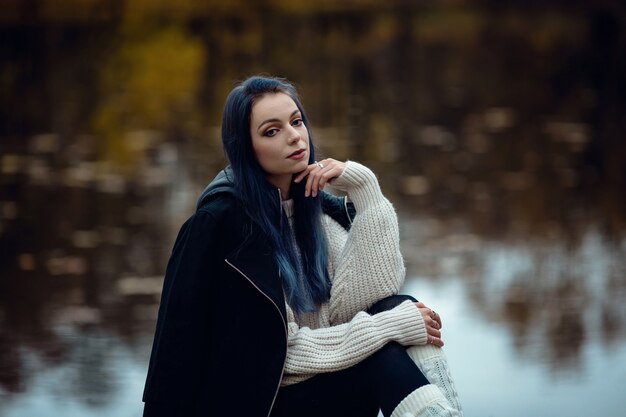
[{"left": 270, "top": 295, "right": 430, "bottom": 417}]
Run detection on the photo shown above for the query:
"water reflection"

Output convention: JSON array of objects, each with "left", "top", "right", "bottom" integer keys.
[
  {"left": 2, "top": 1, "right": 626, "bottom": 416},
  {"left": 2, "top": 149, "right": 625, "bottom": 415},
  {"left": 400, "top": 211, "right": 626, "bottom": 369},
  {"left": 0, "top": 330, "right": 148, "bottom": 417}
]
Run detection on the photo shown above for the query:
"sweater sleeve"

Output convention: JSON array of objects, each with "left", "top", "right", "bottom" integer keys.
[
  {"left": 325, "top": 161, "right": 406, "bottom": 325},
  {"left": 282, "top": 300, "right": 427, "bottom": 384}
]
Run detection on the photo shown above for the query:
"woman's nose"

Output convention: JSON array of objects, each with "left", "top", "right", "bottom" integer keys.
[{"left": 287, "top": 125, "right": 301, "bottom": 143}]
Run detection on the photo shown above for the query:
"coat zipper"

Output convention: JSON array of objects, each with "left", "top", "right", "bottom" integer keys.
[{"left": 225, "top": 259, "right": 288, "bottom": 417}]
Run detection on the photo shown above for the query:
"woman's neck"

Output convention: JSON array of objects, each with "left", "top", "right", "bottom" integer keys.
[{"left": 267, "top": 174, "right": 292, "bottom": 200}]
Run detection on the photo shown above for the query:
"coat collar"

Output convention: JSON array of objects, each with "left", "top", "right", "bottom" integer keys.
[
  {"left": 197, "top": 166, "right": 356, "bottom": 230},
  {"left": 196, "top": 166, "right": 236, "bottom": 209}
]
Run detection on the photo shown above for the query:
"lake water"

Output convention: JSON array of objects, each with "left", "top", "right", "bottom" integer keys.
[{"left": 1, "top": 187, "right": 624, "bottom": 416}]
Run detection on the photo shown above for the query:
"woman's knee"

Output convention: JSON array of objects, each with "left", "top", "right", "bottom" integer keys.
[
  {"left": 362, "top": 342, "right": 411, "bottom": 373},
  {"left": 367, "top": 294, "right": 418, "bottom": 315},
  {"left": 359, "top": 342, "right": 430, "bottom": 414}
]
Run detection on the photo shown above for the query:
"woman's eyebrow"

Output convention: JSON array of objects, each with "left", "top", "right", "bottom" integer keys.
[{"left": 257, "top": 109, "right": 300, "bottom": 130}]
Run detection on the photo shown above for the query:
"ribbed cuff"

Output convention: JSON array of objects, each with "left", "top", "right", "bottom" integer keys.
[
  {"left": 330, "top": 161, "right": 383, "bottom": 211},
  {"left": 377, "top": 300, "right": 428, "bottom": 346}
]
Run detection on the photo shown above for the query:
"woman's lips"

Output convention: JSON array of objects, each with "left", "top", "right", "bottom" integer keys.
[{"left": 288, "top": 149, "right": 306, "bottom": 160}]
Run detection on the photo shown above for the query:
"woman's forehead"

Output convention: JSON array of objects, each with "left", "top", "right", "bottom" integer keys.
[{"left": 251, "top": 93, "right": 299, "bottom": 121}]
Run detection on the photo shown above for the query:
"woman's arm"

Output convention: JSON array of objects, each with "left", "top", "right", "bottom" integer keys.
[
  {"left": 282, "top": 300, "right": 427, "bottom": 385},
  {"left": 321, "top": 161, "right": 406, "bottom": 324}
]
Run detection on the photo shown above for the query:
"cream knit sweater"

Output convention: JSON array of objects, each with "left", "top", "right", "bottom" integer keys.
[{"left": 281, "top": 161, "right": 428, "bottom": 386}]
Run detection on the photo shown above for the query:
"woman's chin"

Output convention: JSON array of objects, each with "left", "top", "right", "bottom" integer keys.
[{"left": 292, "top": 160, "right": 310, "bottom": 173}]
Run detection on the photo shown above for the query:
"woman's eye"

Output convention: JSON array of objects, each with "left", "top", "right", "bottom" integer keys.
[
  {"left": 292, "top": 118, "right": 303, "bottom": 127},
  {"left": 264, "top": 128, "right": 279, "bottom": 137}
]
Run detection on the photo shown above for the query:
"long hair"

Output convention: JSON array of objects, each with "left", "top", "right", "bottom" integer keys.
[{"left": 221, "top": 75, "right": 330, "bottom": 313}]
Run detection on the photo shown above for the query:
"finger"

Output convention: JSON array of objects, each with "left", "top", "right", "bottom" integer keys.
[
  {"left": 317, "top": 164, "right": 342, "bottom": 191},
  {"left": 418, "top": 307, "right": 432, "bottom": 324},
  {"left": 294, "top": 162, "right": 317, "bottom": 184},
  {"left": 316, "top": 172, "right": 329, "bottom": 193},
  {"left": 429, "top": 318, "right": 440, "bottom": 330},
  {"left": 427, "top": 335, "right": 444, "bottom": 348},
  {"left": 311, "top": 171, "right": 323, "bottom": 197},
  {"left": 428, "top": 327, "right": 441, "bottom": 339},
  {"left": 327, "top": 160, "right": 346, "bottom": 184},
  {"left": 293, "top": 167, "right": 310, "bottom": 184},
  {"left": 428, "top": 308, "right": 443, "bottom": 328},
  {"left": 315, "top": 171, "right": 335, "bottom": 196},
  {"left": 309, "top": 161, "right": 329, "bottom": 197},
  {"left": 312, "top": 159, "right": 335, "bottom": 196},
  {"left": 305, "top": 168, "right": 320, "bottom": 197},
  {"left": 433, "top": 312, "right": 442, "bottom": 329},
  {"left": 303, "top": 164, "right": 321, "bottom": 197}
]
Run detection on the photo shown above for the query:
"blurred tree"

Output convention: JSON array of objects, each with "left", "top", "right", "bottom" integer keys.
[{"left": 92, "top": 24, "right": 205, "bottom": 167}]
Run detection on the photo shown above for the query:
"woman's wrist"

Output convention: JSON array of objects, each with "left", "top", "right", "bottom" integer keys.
[
  {"left": 329, "top": 161, "right": 384, "bottom": 210},
  {"left": 331, "top": 161, "right": 376, "bottom": 188},
  {"left": 386, "top": 300, "right": 429, "bottom": 346}
]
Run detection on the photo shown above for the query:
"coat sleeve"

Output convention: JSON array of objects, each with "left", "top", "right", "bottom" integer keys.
[
  {"left": 142, "top": 205, "right": 224, "bottom": 411},
  {"left": 325, "top": 161, "right": 406, "bottom": 325}
]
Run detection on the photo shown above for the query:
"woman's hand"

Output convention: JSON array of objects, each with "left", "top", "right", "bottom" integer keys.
[
  {"left": 293, "top": 158, "right": 346, "bottom": 197},
  {"left": 415, "top": 302, "right": 444, "bottom": 347}
]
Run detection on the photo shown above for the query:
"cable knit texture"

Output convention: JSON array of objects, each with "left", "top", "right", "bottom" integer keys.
[
  {"left": 391, "top": 385, "right": 460, "bottom": 417},
  {"left": 281, "top": 161, "right": 427, "bottom": 386},
  {"left": 406, "top": 345, "right": 464, "bottom": 416}
]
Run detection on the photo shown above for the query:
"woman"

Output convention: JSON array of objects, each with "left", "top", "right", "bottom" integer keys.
[{"left": 142, "top": 76, "right": 462, "bottom": 417}]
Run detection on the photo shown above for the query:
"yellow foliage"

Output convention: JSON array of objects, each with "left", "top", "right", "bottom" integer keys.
[
  {"left": 92, "top": 25, "right": 205, "bottom": 165},
  {"left": 122, "top": 0, "right": 244, "bottom": 20},
  {"left": 414, "top": 8, "right": 484, "bottom": 44}
]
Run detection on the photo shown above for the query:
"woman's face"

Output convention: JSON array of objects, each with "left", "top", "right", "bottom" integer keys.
[{"left": 250, "top": 92, "right": 310, "bottom": 192}]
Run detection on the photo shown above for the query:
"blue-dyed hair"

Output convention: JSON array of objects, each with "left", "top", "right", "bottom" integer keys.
[{"left": 221, "top": 75, "right": 330, "bottom": 313}]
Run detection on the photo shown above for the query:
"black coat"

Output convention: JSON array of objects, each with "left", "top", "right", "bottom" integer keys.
[{"left": 142, "top": 168, "right": 355, "bottom": 416}]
